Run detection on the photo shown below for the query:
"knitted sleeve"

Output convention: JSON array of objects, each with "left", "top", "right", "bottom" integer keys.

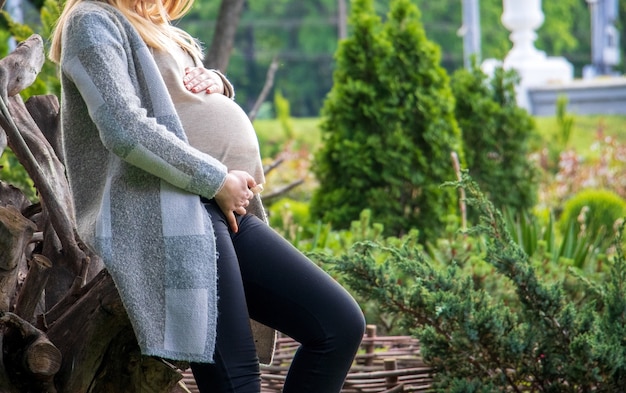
[{"left": 60, "top": 3, "right": 228, "bottom": 198}]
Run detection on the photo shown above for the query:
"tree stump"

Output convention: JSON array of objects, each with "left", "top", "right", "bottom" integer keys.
[{"left": 0, "top": 34, "right": 188, "bottom": 393}]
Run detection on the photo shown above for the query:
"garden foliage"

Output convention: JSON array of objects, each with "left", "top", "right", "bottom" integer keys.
[
  {"left": 317, "top": 174, "right": 626, "bottom": 391},
  {"left": 557, "top": 188, "right": 626, "bottom": 249},
  {"left": 450, "top": 62, "right": 538, "bottom": 218},
  {"left": 310, "top": 0, "right": 462, "bottom": 242}
]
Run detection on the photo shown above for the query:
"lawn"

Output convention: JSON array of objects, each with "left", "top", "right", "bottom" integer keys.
[
  {"left": 533, "top": 114, "right": 626, "bottom": 156},
  {"left": 254, "top": 114, "right": 626, "bottom": 160}
]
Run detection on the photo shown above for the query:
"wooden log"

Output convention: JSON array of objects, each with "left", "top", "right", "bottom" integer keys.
[
  {"left": 0, "top": 34, "right": 182, "bottom": 393},
  {"left": 1, "top": 311, "right": 61, "bottom": 392},
  {"left": 45, "top": 270, "right": 127, "bottom": 393},
  {"left": 14, "top": 254, "right": 51, "bottom": 322},
  {"left": 364, "top": 324, "right": 377, "bottom": 366},
  {"left": 0, "top": 205, "right": 35, "bottom": 311},
  {"left": 43, "top": 269, "right": 185, "bottom": 393},
  {"left": 384, "top": 358, "right": 399, "bottom": 388}
]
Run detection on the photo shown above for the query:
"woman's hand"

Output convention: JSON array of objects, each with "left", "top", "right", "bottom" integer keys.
[
  {"left": 214, "top": 170, "right": 256, "bottom": 232},
  {"left": 183, "top": 67, "right": 225, "bottom": 95}
]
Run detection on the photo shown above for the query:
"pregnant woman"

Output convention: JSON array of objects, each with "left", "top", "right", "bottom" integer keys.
[{"left": 49, "top": 0, "right": 366, "bottom": 391}]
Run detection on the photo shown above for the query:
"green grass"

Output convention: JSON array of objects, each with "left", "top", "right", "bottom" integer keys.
[
  {"left": 253, "top": 114, "right": 626, "bottom": 161},
  {"left": 534, "top": 114, "right": 626, "bottom": 155}
]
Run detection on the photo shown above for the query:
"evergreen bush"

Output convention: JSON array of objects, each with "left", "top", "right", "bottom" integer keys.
[
  {"left": 310, "top": 0, "right": 462, "bottom": 242},
  {"left": 315, "top": 174, "right": 626, "bottom": 391},
  {"left": 450, "top": 62, "right": 538, "bottom": 218}
]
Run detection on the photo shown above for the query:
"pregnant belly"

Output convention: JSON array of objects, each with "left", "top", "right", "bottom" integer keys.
[{"left": 178, "top": 93, "right": 263, "bottom": 181}]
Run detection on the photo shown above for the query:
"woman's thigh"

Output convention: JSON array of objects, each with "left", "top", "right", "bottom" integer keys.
[{"left": 232, "top": 214, "right": 364, "bottom": 345}]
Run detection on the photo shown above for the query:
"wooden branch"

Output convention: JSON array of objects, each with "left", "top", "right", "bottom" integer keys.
[
  {"left": 1, "top": 94, "right": 88, "bottom": 277},
  {"left": 0, "top": 125, "right": 6, "bottom": 156},
  {"left": 0, "top": 34, "right": 182, "bottom": 393},
  {"left": 248, "top": 56, "right": 280, "bottom": 122},
  {"left": 14, "top": 254, "right": 51, "bottom": 322},
  {"left": 0, "top": 35, "right": 44, "bottom": 97},
  {"left": 262, "top": 179, "right": 305, "bottom": 202},
  {"left": 26, "top": 95, "right": 64, "bottom": 165},
  {"left": 263, "top": 157, "right": 285, "bottom": 176},
  {"left": 0, "top": 36, "right": 92, "bottom": 279},
  {"left": 0, "top": 205, "right": 35, "bottom": 311},
  {"left": 0, "top": 181, "right": 32, "bottom": 211}
]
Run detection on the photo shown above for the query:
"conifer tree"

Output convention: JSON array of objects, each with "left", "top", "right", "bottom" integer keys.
[
  {"left": 310, "top": 0, "right": 463, "bottom": 241},
  {"left": 450, "top": 63, "right": 538, "bottom": 217}
]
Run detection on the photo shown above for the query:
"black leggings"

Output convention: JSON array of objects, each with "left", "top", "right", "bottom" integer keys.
[{"left": 191, "top": 201, "right": 366, "bottom": 393}]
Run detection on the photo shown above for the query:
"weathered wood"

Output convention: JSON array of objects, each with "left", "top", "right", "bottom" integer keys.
[
  {"left": 25, "top": 95, "right": 63, "bottom": 164},
  {"left": 0, "top": 181, "right": 31, "bottom": 211},
  {"left": 14, "top": 253, "right": 51, "bottom": 322},
  {"left": 45, "top": 270, "right": 128, "bottom": 393},
  {"left": 0, "top": 205, "right": 35, "bottom": 311},
  {"left": 1, "top": 311, "right": 61, "bottom": 392},
  {"left": 384, "top": 359, "right": 399, "bottom": 389},
  {"left": 2, "top": 93, "right": 89, "bottom": 278},
  {"left": 0, "top": 205, "right": 34, "bottom": 270},
  {"left": 25, "top": 334, "right": 62, "bottom": 376},
  {"left": 0, "top": 35, "right": 92, "bottom": 280},
  {"left": 0, "top": 34, "right": 187, "bottom": 392},
  {"left": 88, "top": 331, "right": 183, "bottom": 393},
  {"left": 0, "top": 326, "right": 18, "bottom": 393},
  {"left": 0, "top": 35, "right": 44, "bottom": 98}
]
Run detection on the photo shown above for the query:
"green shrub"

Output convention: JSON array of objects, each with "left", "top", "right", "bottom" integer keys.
[
  {"left": 310, "top": 0, "right": 462, "bottom": 242},
  {"left": 315, "top": 174, "right": 626, "bottom": 391},
  {"left": 558, "top": 188, "right": 626, "bottom": 246},
  {"left": 450, "top": 62, "right": 538, "bottom": 219}
]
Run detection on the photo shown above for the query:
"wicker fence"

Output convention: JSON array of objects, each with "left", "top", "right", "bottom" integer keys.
[{"left": 180, "top": 325, "right": 434, "bottom": 393}]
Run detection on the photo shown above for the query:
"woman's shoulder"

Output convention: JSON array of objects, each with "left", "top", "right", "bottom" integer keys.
[
  {"left": 66, "top": 0, "right": 126, "bottom": 28},
  {"left": 70, "top": 0, "right": 117, "bottom": 16},
  {"left": 63, "top": 1, "right": 134, "bottom": 48}
]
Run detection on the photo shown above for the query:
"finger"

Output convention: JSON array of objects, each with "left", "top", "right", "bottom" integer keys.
[
  {"left": 225, "top": 211, "right": 239, "bottom": 233},
  {"left": 205, "top": 83, "right": 217, "bottom": 94}
]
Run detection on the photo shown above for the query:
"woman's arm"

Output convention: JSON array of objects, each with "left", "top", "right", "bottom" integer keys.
[{"left": 61, "top": 5, "right": 229, "bottom": 199}]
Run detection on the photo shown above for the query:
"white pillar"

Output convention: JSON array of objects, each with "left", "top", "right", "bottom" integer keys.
[
  {"left": 498, "top": 0, "right": 573, "bottom": 110},
  {"left": 461, "top": 0, "right": 481, "bottom": 68}
]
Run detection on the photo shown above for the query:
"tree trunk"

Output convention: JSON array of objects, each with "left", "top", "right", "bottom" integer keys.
[
  {"left": 0, "top": 34, "right": 189, "bottom": 393},
  {"left": 203, "top": 0, "right": 245, "bottom": 72}
]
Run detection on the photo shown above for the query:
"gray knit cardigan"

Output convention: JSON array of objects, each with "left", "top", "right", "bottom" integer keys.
[{"left": 60, "top": 0, "right": 230, "bottom": 363}]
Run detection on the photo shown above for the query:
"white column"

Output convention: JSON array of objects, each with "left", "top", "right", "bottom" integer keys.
[
  {"left": 461, "top": 0, "right": 481, "bottom": 68},
  {"left": 493, "top": 0, "right": 574, "bottom": 110}
]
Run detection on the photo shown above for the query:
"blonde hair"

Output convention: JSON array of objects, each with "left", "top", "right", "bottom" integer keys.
[{"left": 49, "top": 0, "right": 203, "bottom": 63}]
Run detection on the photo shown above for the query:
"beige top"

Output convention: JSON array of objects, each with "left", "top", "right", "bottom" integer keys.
[{"left": 152, "top": 46, "right": 265, "bottom": 185}]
